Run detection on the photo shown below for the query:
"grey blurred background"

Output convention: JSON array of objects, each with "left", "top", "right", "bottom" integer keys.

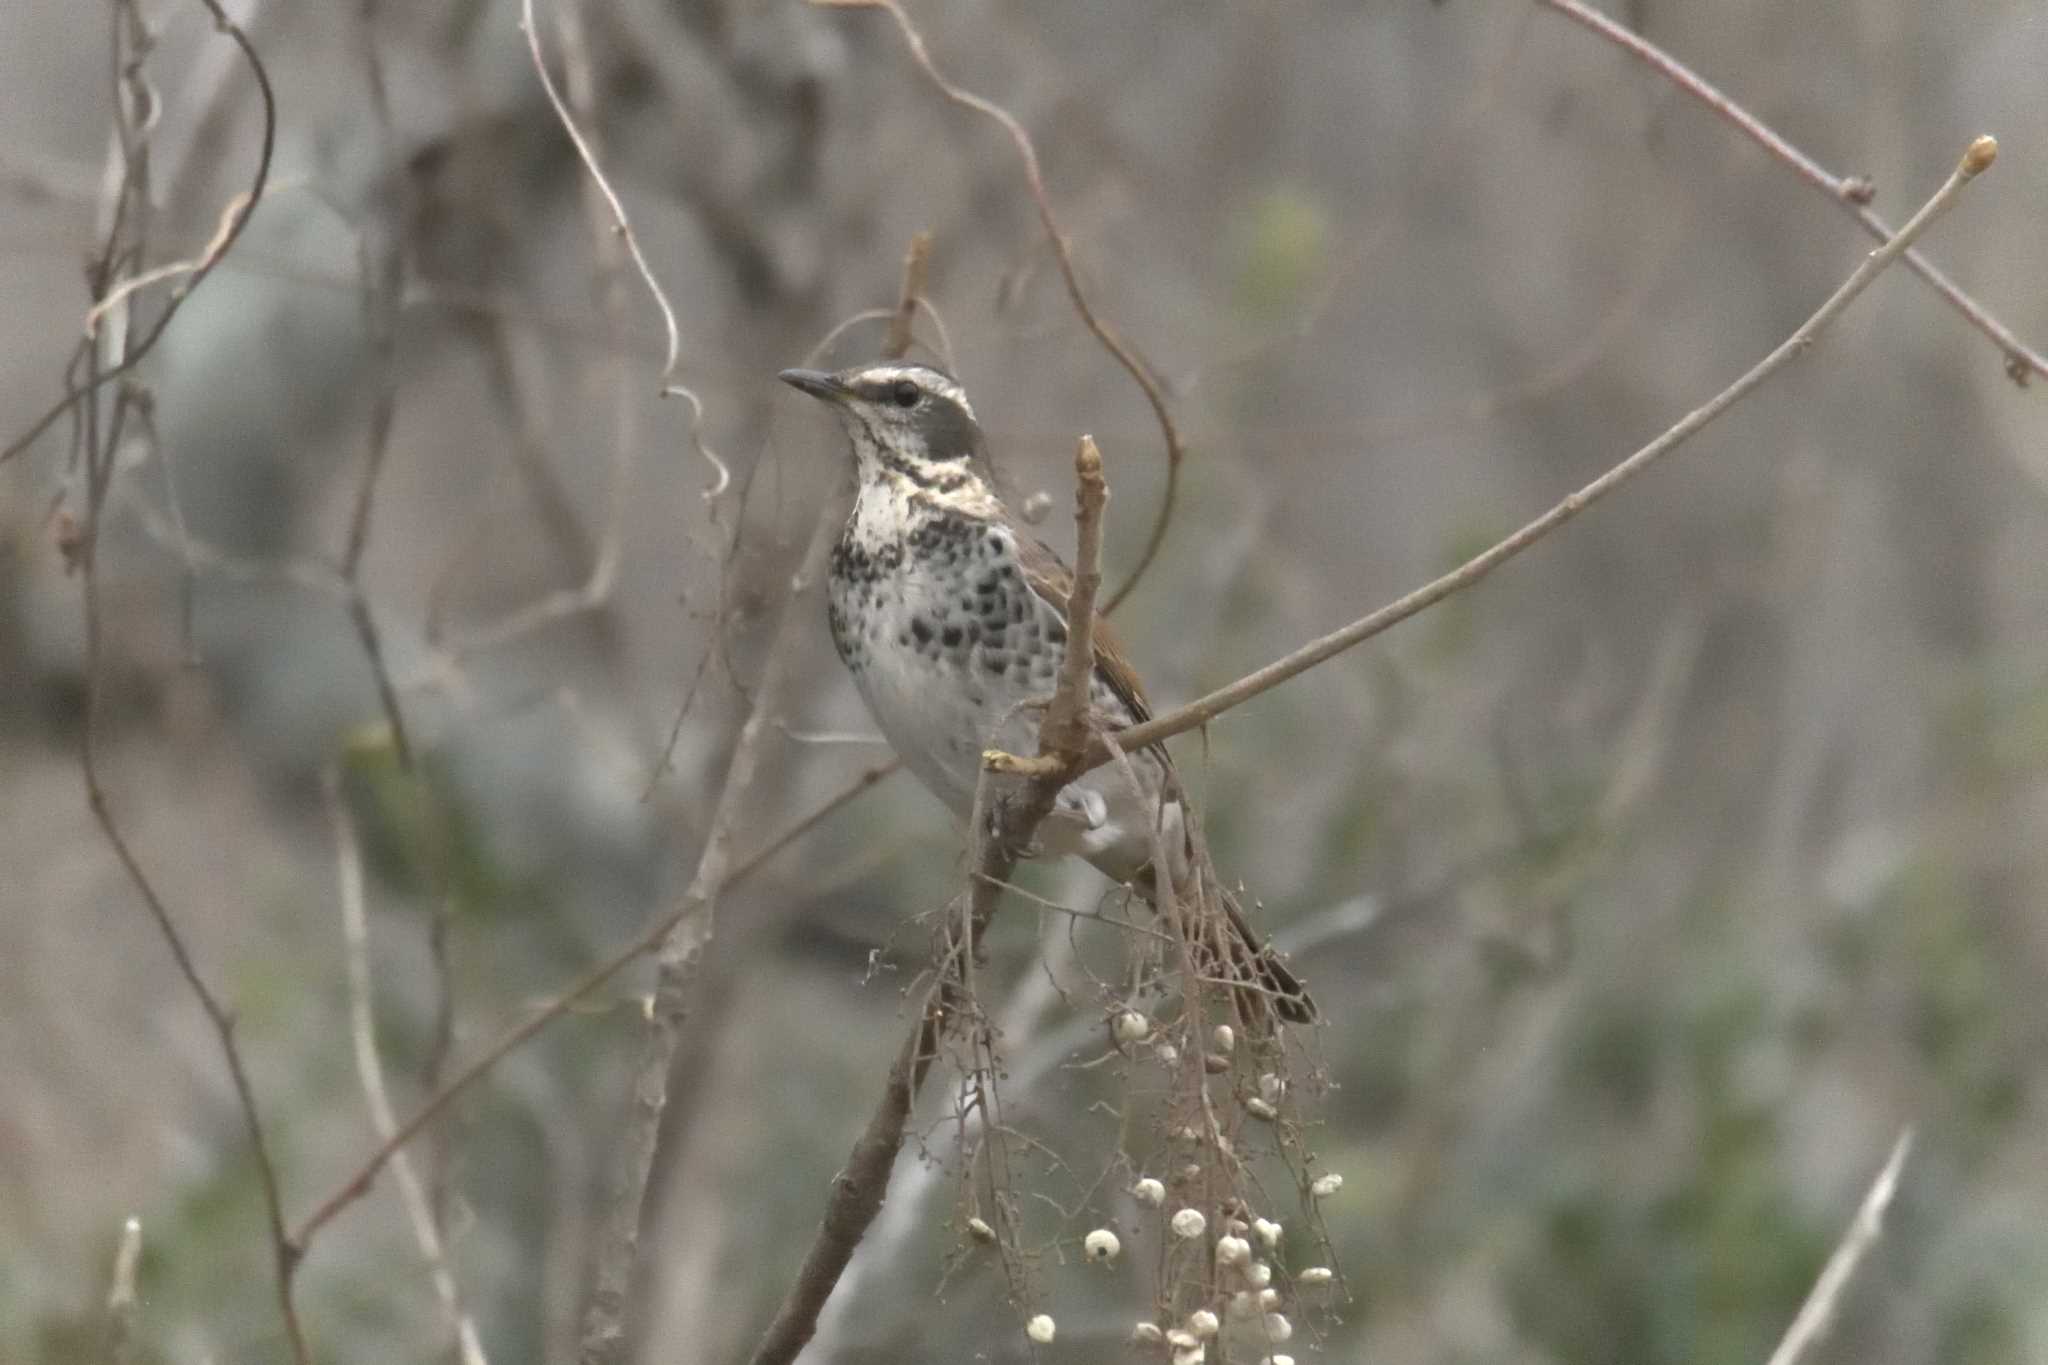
[{"left": 3, "top": 1, "right": 2047, "bottom": 1362}]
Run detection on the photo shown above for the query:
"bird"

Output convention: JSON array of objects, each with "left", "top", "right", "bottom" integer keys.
[{"left": 780, "top": 360, "right": 1314, "bottom": 1026}]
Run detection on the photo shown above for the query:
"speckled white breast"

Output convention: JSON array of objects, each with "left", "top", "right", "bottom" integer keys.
[{"left": 827, "top": 484, "right": 1178, "bottom": 882}]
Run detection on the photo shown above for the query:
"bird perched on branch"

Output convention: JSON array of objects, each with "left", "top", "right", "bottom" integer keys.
[{"left": 780, "top": 361, "right": 1313, "bottom": 1025}]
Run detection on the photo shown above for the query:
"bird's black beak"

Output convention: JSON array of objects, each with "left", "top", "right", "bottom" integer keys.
[{"left": 778, "top": 368, "right": 854, "bottom": 405}]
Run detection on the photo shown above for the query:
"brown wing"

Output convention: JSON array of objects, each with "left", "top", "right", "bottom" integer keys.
[{"left": 1009, "top": 524, "right": 1176, "bottom": 769}]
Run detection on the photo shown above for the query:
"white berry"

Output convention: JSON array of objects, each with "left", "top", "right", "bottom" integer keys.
[
  {"left": 1113, "top": 1010, "right": 1151, "bottom": 1043},
  {"left": 1027, "top": 1313, "right": 1056, "bottom": 1344},
  {"left": 1252, "top": 1217, "right": 1283, "bottom": 1248},
  {"left": 1311, "top": 1172, "right": 1344, "bottom": 1198},
  {"left": 1132, "top": 1177, "right": 1166, "bottom": 1207},
  {"left": 1212, "top": 1023, "right": 1236, "bottom": 1053},
  {"left": 1298, "top": 1266, "right": 1333, "bottom": 1285},
  {"left": 1215, "top": 1234, "right": 1251, "bottom": 1267},
  {"left": 1170, "top": 1208, "right": 1207, "bottom": 1239},
  {"left": 1262, "top": 1312, "right": 1294, "bottom": 1343},
  {"left": 1084, "top": 1228, "right": 1121, "bottom": 1262},
  {"left": 1188, "top": 1308, "right": 1220, "bottom": 1337}
]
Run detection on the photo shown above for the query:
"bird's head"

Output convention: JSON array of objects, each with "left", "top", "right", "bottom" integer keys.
[{"left": 779, "top": 361, "right": 988, "bottom": 490}]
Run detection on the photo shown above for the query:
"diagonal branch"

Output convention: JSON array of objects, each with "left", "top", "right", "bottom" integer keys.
[
  {"left": 1536, "top": 0, "right": 2044, "bottom": 389},
  {"left": 1763, "top": 1129, "right": 1914, "bottom": 1365},
  {"left": 324, "top": 770, "right": 489, "bottom": 1365},
  {"left": 1103, "top": 137, "right": 1998, "bottom": 759}
]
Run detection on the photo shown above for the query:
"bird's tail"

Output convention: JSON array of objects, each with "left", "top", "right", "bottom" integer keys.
[
  {"left": 1135, "top": 867, "right": 1315, "bottom": 1026},
  {"left": 1216, "top": 885, "right": 1316, "bottom": 1025}
]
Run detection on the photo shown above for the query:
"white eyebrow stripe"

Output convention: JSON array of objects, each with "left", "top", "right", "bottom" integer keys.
[{"left": 852, "top": 364, "right": 975, "bottom": 418}]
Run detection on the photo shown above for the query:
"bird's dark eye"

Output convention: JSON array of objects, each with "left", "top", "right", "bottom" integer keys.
[{"left": 891, "top": 380, "right": 921, "bottom": 408}]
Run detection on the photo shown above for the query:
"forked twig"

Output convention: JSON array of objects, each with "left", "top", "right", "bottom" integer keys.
[{"left": 1537, "top": 0, "right": 2044, "bottom": 388}]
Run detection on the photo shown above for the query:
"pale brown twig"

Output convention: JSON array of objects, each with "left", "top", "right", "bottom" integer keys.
[
  {"left": 884, "top": 231, "right": 934, "bottom": 361},
  {"left": 1037, "top": 434, "right": 1106, "bottom": 757},
  {"left": 1762, "top": 1130, "right": 1914, "bottom": 1365},
  {"left": 521, "top": 0, "right": 677, "bottom": 383},
  {"left": 1108, "top": 137, "right": 1998, "bottom": 759},
  {"left": 1537, "top": 0, "right": 2044, "bottom": 388},
  {"left": 521, "top": 0, "right": 732, "bottom": 501},
  {"left": 3, "top": 0, "right": 276, "bottom": 464},
  {"left": 814, "top": 0, "right": 1184, "bottom": 611},
  {"left": 423, "top": 0, "right": 648, "bottom": 669},
  {"left": 324, "top": 770, "right": 490, "bottom": 1365}
]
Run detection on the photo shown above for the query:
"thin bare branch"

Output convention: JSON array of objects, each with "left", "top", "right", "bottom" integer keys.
[
  {"left": 815, "top": 0, "right": 1184, "bottom": 610},
  {"left": 884, "top": 230, "right": 933, "bottom": 361},
  {"left": 1108, "top": 137, "right": 1998, "bottom": 758},
  {"left": 3, "top": 0, "right": 276, "bottom": 464},
  {"left": 1763, "top": 1130, "right": 1915, "bottom": 1365},
  {"left": 325, "top": 771, "right": 490, "bottom": 1365},
  {"left": 339, "top": 1, "right": 413, "bottom": 767},
  {"left": 290, "top": 758, "right": 898, "bottom": 1254},
  {"left": 575, "top": 492, "right": 846, "bottom": 1364},
  {"left": 82, "top": 185, "right": 260, "bottom": 337},
  {"left": 521, "top": 0, "right": 677, "bottom": 383},
  {"left": 1537, "top": 0, "right": 2044, "bottom": 388},
  {"left": 1037, "top": 434, "right": 1106, "bottom": 757}
]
